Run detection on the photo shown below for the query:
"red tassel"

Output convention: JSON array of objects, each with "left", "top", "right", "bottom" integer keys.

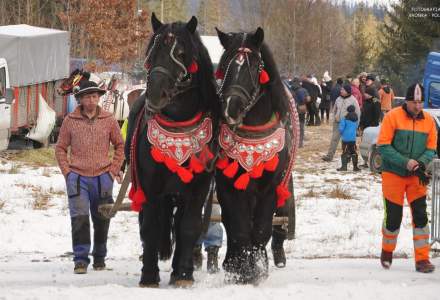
[
  {"left": 250, "top": 162, "right": 264, "bottom": 178},
  {"left": 177, "top": 166, "right": 194, "bottom": 183},
  {"left": 259, "top": 69, "right": 270, "bottom": 84},
  {"left": 223, "top": 160, "right": 239, "bottom": 178},
  {"left": 189, "top": 155, "right": 204, "bottom": 173},
  {"left": 215, "top": 69, "right": 224, "bottom": 80},
  {"left": 276, "top": 184, "right": 291, "bottom": 208},
  {"left": 164, "top": 156, "right": 178, "bottom": 172},
  {"left": 264, "top": 154, "right": 279, "bottom": 172},
  {"left": 216, "top": 156, "right": 230, "bottom": 170},
  {"left": 199, "top": 146, "right": 214, "bottom": 165},
  {"left": 234, "top": 172, "right": 250, "bottom": 190},
  {"left": 130, "top": 188, "right": 147, "bottom": 212},
  {"left": 188, "top": 60, "right": 198, "bottom": 73},
  {"left": 151, "top": 147, "right": 165, "bottom": 163},
  {"left": 128, "top": 185, "right": 135, "bottom": 199}
]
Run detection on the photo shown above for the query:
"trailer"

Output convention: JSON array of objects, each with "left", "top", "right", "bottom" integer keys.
[{"left": 0, "top": 24, "right": 70, "bottom": 150}]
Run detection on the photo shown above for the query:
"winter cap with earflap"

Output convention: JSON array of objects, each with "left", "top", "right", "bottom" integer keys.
[
  {"left": 74, "top": 80, "right": 106, "bottom": 99},
  {"left": 323, "top": 71, "right": 332, "bottom": 82},
  {"left": 405, "top": 83, "right": 424, "bottom": 102},
  {"left": 342, "top": 84, "right": 352, "bottom": 94}
]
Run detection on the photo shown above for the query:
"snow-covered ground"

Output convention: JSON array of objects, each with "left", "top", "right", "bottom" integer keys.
[{"left": 1, "top": 124, "right": 439, "bottom": 299}]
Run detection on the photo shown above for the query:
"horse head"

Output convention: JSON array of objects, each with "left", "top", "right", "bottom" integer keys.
[
  {"left": 216, "top": 28, "right": 287, "bottom": 126},
  {"left": 143, "top": 13, "right": 218, "bottom": 120}
]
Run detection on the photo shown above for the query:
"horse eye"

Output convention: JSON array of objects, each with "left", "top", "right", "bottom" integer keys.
[{"left": 176, "top": 50, "right": 185, "bottom": 59}]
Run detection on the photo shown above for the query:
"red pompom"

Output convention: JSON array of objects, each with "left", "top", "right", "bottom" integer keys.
[
  {"left": 177, "top": 166, "right": 194, "bottom": 183},
  {"left": 151, "top": 147, "right": 165, "bottom": 163},
  {"left": 234, "top": 172, "right": 250, "bottom": 190},
  {"left": 215, "top": 69, "right": 225, "bottom": 80},
  {"left": 164, "top": 156, "right": 178, "bottom": 172},
  {"left": 264, "top": 154, "right": 279, "bottom": 172},
  {"left": 223, "top": 160, "right": 239, "bottom": 178},
  {"left": 259, "top": 69, "right": 270, "bottom": 84},
  {"left": 249, "top": 162, "right": 264, "bottom": 179},
  {"left": 188, "top": 60, "right": 198, "bottom": 73},
  {"left": 189, "top": 155, "right": 204, "bottom": 173},
  {"left": 276, "top": 184, "right": 291, "bottom": 208},
  {"left": 216, "top": 156, "right": 230, "bottom": 170}
]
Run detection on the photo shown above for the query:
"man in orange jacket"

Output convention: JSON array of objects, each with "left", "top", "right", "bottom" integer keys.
[{"left": 377, "top": 83, "right": 437, "bottom": 273}]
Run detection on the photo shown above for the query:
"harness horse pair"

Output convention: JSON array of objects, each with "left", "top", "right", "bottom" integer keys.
[{"left": 122, "top": 13, "right": 299, "bottom": 288}]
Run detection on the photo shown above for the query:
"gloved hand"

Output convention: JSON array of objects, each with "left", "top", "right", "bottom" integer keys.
[{"left": 413, "top": 162, "right": 431, "bottom": 186}]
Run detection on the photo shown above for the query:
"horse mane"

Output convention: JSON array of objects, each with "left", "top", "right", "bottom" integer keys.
[
  {"left": 259, "top": 43, "right": 288, "bottom": 120},
  {"left": 145, "top": 22, "right": 219, "bottom": 122}
]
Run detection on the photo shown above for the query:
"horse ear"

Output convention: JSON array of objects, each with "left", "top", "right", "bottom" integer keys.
[
  {"left": 151, "top": 12, "right": 163, "bottom": 33},
  {"left": 216, "top": 27, "right": 230, "bottom": 49},
  {"left": 186, "top": 16, "right": 198, "bottom": 34},
  {"left": 251, "top": 27, "right": 264, "bottom": 48}
]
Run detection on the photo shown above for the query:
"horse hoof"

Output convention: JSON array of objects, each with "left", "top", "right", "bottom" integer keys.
[
  {"left": 174, "top": 279, "right": 194, "bottom": 288},
  {"left": 139, "top": 282, "right": 159, "bottom": 288}
]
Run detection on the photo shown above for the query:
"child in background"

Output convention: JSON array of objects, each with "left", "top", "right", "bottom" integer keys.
[{"left": 338, "top": 105, "right": 361, "bottom": 172}]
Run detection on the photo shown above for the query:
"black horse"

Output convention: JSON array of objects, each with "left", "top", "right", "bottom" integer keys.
[
  {"left": 214, "top": 27, "right": 299, "bottom": 284},
  {"left": 125, "top": 13, "right": 219, "bottom": 288}
]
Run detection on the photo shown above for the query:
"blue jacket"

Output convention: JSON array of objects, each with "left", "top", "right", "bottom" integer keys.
[{"left": 339, "top": 117, "right": 358, "bottom": 142}]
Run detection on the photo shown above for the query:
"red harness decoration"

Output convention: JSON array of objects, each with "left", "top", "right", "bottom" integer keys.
[
  {"left": 217, "top": 119, "right": 286, "bottom": 196},
  {"left": 147, "top": 115, "right": 213, "bottom": 183}
]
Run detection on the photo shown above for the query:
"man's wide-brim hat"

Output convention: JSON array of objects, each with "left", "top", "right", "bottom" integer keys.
[
  {"left": 405, "top": 83, "right": 424, "bottom": 102},
  {"left": 74, "top": 80, "right": 106, "bottom": 99}
]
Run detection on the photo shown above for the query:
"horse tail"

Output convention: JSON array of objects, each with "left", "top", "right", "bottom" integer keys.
[{"left": 159, "top": 195, "right": 174, "bottom": 261}]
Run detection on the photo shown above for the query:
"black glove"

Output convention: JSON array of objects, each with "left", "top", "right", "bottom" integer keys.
[{"left": 413, "top": 162, "right": 430, "bottom": 186}]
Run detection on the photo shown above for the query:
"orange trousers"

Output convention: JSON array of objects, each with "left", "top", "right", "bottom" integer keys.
[{"left": 381, "top": 172, "right": 430, "bottom": 262}]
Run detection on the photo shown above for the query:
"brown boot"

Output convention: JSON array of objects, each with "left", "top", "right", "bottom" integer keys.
[
  {"left": 416, "top": 260, "right": 435, "bottom": 273},
  {"left": 193, "top": 244, "right": 203, "bottom": 270},
  {"left": 380, "top": 250, "right": 392, "bottom": 269}
]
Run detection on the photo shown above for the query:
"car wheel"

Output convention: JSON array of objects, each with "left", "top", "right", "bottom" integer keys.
[{"left": 369, "top": 146, "right": 382, "bottom": 173}]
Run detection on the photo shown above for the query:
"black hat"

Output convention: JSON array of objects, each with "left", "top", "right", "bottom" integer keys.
[
  {"left": 74, "top": 80, "right": 106, "bottom": 99},
  {"left": 366, "top": 74, "right": 376, "bottom": 81},
  {"left": 342, "top": 84, "right": 352, "bottom": 94},
  {"left": 405, "top": 83, "right": 424, "bottom": 102}
]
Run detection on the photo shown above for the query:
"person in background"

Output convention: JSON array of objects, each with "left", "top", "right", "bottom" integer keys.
[
  {"left": 359, "top": 74, "right": 381, "bottom": 132},
  {"left": 337, "top": 105, "right": 360, "bottom": 172},
  {"left": 291, "top": 77, "right": 309, "bottom": 148},
  {"left": 322, "top": 84, "right": 360, "bottom": 162},
  {"left": 193, "top": 203, "right": 223, "bottom": 274},
  {"left": 320, "top": 71, "right": 333, "bottom": 124},
  {"left": 55, "top": 80, "right": 124, "bottom": 274},
  {"left": 351, "top": 78, "right": 363, "bottom": 109},
  {"left": 330, "top": 78, "right": 344, "bottom": 111},
  {"left": 378, "top": 78, "right": 395, "bottom": 121},
  {"left": 377, "top": 83, "right": 437, "bottom": 273}
]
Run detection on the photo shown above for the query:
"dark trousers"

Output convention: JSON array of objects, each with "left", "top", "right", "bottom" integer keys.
[
  {"left": 320, "top": 107, "right": 330, "bottom": 122},
  {"left": 306, "top": 101, "right": 320, "bottom": 125},
  {"left": 67, "top": 172, "right": 114, "bottom": 264},
  {"left": 341, "top": 141, "right": 357, "bottom": 156}
]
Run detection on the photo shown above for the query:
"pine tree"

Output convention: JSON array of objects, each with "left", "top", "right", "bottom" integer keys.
[{"left": 377, "top": 0, "right": 440, "bottom": 93}]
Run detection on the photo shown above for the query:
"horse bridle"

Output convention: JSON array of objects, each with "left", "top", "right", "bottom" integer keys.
[
  {"left": 143, "top": 33, "right": 198, "bottom": 105},
  {"left": 217, "top": 34, "right": 265, "bottom": 120}
]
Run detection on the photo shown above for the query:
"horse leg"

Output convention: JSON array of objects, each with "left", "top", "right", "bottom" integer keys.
[
  {"left": 216, "top": 176, "right": 254, "bottom": 284},
  {"left": 171, "top": 191, "right": 206, "bottom": 287},
  {"left": 139, "top": 200, "right": 161, "bottom": 287},
  {"left": 250, "top": 189, "right": 277, "bottom": 284}
]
